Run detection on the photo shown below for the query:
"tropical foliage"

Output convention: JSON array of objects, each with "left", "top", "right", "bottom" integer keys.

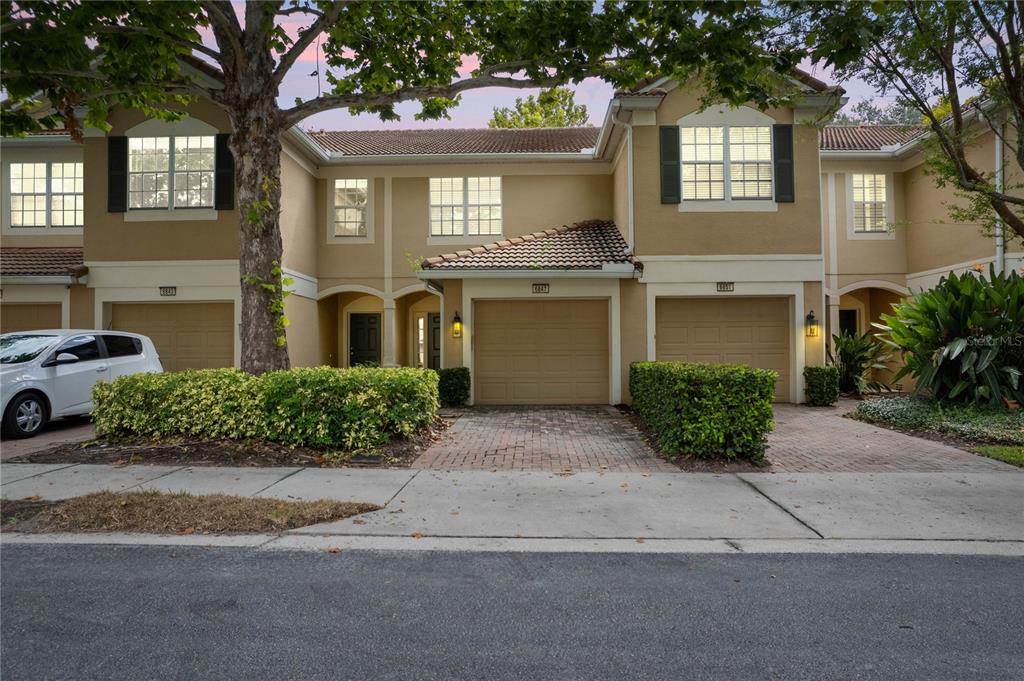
[
  {"left": 876, "top": 266, "right": 1024, "bottom": 405},
  {"left": 827, "top": 332, "right": 892, "bottom": 397}
]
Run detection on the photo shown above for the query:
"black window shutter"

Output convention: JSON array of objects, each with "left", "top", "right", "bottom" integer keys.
[
  {"left": 773, "top": 124, "right": 795, "bottom": 203},
  {"left": 214, "top": 133, "right": 235, "bottom": 211},
  {"left": 659, "top": 126, "right": 681, "bottom": 204},
  {"left": 107, "top": 136, "right": 128, "bottom": 213}
]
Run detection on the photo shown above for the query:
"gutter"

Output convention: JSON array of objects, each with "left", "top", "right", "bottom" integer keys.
[
  {"left": 416, "top": 264, "right": 637, "bottom": 280},
  {"left": 610, "top": 102, "right": 636, "bottom": 250},
  {"left": 1, "top": 275, "right": 80, "bottom": 284}
]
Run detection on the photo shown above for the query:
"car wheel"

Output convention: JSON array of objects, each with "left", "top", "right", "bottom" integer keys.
[{"left": 2, "top": 393, "right": 48, "bottom": 439}]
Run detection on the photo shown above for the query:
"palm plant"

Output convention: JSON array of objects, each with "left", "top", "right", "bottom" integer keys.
[{"left": 827, "top": 331, "right": 892, "bottom": 396}]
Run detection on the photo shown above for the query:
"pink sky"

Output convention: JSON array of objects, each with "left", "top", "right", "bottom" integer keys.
[{"left": 219, "top": 5, "right": 881, "bottom": 132}]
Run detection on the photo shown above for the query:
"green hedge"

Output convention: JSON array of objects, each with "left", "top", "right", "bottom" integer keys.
[
  {"left": 629, "top": 361, "right": 776, "bottom": 462},
  {"left": 854, "top": 395, "right": 1024, "bottom": 445},
  {"left": 438, "top": 367, "right": 471, "bottom": 407},
  {"left": 803, "top": 366, "right": 841, "bottom": 406},
  {"left": 93, "top": 366, "right": 438, "bottom": 451}
]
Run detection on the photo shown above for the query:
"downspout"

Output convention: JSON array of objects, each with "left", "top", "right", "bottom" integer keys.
[
  {"left": 994, "top": 123, "right": 1005, "bottom": 274},
  {"left": 611, "top": 103, "right": 635, "bottom": 252}
]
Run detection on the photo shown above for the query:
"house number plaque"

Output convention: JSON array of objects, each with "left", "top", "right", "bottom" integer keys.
[{"left": 532, "top": 283, "right": 550, "bottom": 294}]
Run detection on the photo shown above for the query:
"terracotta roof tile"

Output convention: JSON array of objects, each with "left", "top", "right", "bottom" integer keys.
[
  {"left": 0, "top": 247, "right": 84, "bottom": 277},
  {"left": 307, "top": 127, "right": 600, "bottom": 156},
  {"left": 421, "top": 220, "right": 635, "bottom": 272},
  {"left": 821, "top": 125, "right": 923, "bottom": 151}
]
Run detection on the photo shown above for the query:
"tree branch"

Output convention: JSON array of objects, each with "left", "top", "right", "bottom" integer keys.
[
  {"left": 200, "top": 0, "right": 245, "bottom": 74},
  {"left": 272, "top": 1, "right": 346, "bottom": 85},
  {"left": 281, "top": 68, "right": 569, "bottom": 126}
]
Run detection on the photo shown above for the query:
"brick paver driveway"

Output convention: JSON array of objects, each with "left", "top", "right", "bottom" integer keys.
[
  {"left": 414, "top": 402, "right": 1014, "bottom": 473},
  {"left": 766, "top": 401, "right": 1014, "bottom": 472},
  {"left": 413, "top": 406, "right": 675, "bottom": 472}
]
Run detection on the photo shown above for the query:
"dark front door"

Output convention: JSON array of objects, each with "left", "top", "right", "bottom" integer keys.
[
  {"left": 839, "top": 309, "right": 858, "bottom": 337},
  {"left": 349, "top": 313, "right": 381, "bottom": 366},
  {"left": 427, "top": 313, "right": 441, "bottom": 370}
]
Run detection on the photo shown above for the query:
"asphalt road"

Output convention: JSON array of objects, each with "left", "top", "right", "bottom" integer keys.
[{"left": 2, "top": 545, "right": 1022, "bottom": 680}]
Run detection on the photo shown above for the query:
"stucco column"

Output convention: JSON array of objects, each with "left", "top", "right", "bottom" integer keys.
[
  {"left": 382, "top": 301, "right": 398, "bottom": 367},
  {"left": 827, "top": 296, "right": 841, "bottom": 342}
]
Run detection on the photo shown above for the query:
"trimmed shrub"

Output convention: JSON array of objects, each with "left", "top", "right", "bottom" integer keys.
[
  {"left": 438, "top": 367, "right": 471, "bottom": 407},
  {"left": 629, "top": 361, "right": 776, "bottom": 462},
  {"left": 803, "top": 366, "right": 840, "bottom": 406},
  {"left": 93, "top": 366, "right": 438, "bottom": 451},
  {"left": 877, "top": 265, "right": 1024, "bottom": 405}
]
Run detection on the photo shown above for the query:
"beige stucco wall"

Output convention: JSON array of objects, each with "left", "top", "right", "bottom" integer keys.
[
  {"left": 317, "top": 297, "right": 339, "bottom": 367},
  {"left": 83, "top": 100, "right": 240, "bottom": 262},
  {"left": 803, "top": 280, "right": 825, "bottom": 368},
  {"left": 316, "top": 177, "right": 387, "bottom": 294},
  {"left": 440, "top": 279, "right": 464, "bottom": 368},
  {"left": 611, "top": 139, "right": 630, "bottom": 243},
  {"left": 280, "top": 147, "right": 319, "bottom": 276},
  {"left": 284, "top": 294, "right": 320, "bottom": 367},
  {"left": 69, "top": 284, "right": 95, "bottom": 328},
  {"left": 903, "top": 132, "right": 999, "bottom": 274},
  {"left": 1, "top": 143, "right": 86, "bottom": 247},
  {"left": 618, "top": 278, "right": 647, "bottom": 403},
  {"left": 631, "top": 88, "right": 822, "bottom": 256}
]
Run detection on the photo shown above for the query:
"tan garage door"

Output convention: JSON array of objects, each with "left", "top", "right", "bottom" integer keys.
[
  {"left": 474, "top": 299, "right": 609, "bottom": 405},
  {"left": 111, "top": 302, "right": 234, "bottom": 372},
  {"left": 1, "top": 303, "right": 61, "bottom": 333},
  {"left": 656, "top": 297, "right": 791, "bottom": 401}
]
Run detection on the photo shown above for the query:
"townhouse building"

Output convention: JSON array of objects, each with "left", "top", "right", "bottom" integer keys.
[{"left": 2, "top": 72, "right": 1019, "bottom": 404}]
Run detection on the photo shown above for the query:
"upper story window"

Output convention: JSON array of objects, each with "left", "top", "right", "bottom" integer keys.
[
  {"left": 429, "top": 177, "right": 502, "bottom": 237},
  {"left": 9, "top": 161, "right": 84, "bottom": 227},
  {"left": 333, "top": 179, "right": 368, "bottom": 237},
  {"left": 851, "top": 174, "right": 887, "bottom": 232},
  {"left": 680, "top": 125, "right": 772, "bottom": 202},
  {"left": 128, "top": 135, "right": 214, "bottom": 209}
]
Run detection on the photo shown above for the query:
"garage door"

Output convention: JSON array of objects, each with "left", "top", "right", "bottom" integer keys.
[
  {"left": 474, "top": 299, "right": 609, "bottom": 405},
  {"left": 1, "top": 303, "right": 61, "bottom": 333},
  {"left": 656, "top": 297, "right": 791, "bottom": 401},
  {"left": 111, "top": 302, "right": 234, "bottom": 372}
]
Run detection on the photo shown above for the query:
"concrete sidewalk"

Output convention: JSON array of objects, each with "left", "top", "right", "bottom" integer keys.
[{"left": 2, "top": 463, "right": 1021, "bottom": 552}]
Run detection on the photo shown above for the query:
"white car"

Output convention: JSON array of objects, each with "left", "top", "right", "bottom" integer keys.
[{"left": 1, "top": 330, "right": 163, "bottom": 439}]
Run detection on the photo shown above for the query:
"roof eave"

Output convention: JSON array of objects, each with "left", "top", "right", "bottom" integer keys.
[
  {"left": 0, "top": 275, "right": 80, "bottom": 284},
  {"left": 417, "top": 263, "right": 637, "bottom": 279},
  {"left": 319, "top": 151, "right": 597, "bottom": 164}
]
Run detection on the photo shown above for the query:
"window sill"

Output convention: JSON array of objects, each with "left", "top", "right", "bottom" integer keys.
[
  {"left": 327, "top": 234, "right": 374, "bottom": 245},
  {"left": 678, "top": 200, "right": 778, "bottom": 213},
  {"left": 1, "top": 225, "right": 84, "bottom": 235},
  {"left": 124, "top": 208, "right": 218, "bottom": 222},
  {"left": 848, "top": 229, "right": 896, "bottom": 241},
  {"left": 428, "top": 235, "right": 504, "bottom": 246}
]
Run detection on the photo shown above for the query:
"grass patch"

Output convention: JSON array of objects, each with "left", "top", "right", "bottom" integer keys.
[
  {"left": 2, "top": 491, "right": 378, "bottom": 535},
  {"left": 971, "top": 445, "right": 1024, "bottom": 468},
  {"left": 853, "top": 396, "right": 1024, "bottom": 446}
]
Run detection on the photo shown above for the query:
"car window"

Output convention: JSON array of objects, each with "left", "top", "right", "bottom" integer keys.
[
  {"left": 0, "top": 334, "right": 58, "bottom": 364},
  {"left": 102, "top": 335, "right": 142, "bottom": 358},
  {"left": 55, "top": 335, "right": 101, "bottom": 361}
]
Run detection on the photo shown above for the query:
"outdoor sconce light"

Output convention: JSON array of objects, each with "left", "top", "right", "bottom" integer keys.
[
  {"left": 452, "top": 311, "right": 463, "bottom": 338},
  {"left": 805, "top": 310, "right": 820, "bottom": 338}
]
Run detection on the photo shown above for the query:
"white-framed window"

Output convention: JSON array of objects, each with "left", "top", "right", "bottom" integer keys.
[
  {"left": 851, "top": 174, "right": 888, "bottom": 232},
  {"left": 681, "top": 125, "right": 772, "bottom": 202},
  {"left": 8, "top": 161, "right": 84, "bottom": 228},
  {"left": 429, "top": 176, "right": 502, "bottom": 237},
  {"left": 50, "top": 162, "right": 84, "bottom": 226},
  {"left": 333, "top": 178, "right": 369, "bottom": 237},
  {"left": 128, "top": 135, "right": 214, "bottom": 209}
]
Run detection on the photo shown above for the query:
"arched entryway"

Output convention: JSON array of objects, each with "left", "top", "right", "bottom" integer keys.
[{"left": 827, "top": 281, "right": 913, "bottom": 390}]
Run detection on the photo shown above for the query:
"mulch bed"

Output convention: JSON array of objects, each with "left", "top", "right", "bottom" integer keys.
[
  {"left": 617, "top": 406, "right": 769, "bottom": 473},
  {"left": 1, "top": 491, "right": 378, "bottom": 535},
  {"left": 7, "top": 419, "right": 449, "bottom": 469}
]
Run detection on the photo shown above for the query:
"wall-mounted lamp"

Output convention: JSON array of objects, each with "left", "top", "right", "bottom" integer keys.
[
  {"left": 805, "top": 310, "right": 820, "bottom": 338},
  {"left": 452, "top": 311, "right": 463, "bottom": 338}
]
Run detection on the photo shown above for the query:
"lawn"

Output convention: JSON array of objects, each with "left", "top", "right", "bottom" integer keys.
[{"left": 970, "top": 445, "right": 1024, "bottom": 468}]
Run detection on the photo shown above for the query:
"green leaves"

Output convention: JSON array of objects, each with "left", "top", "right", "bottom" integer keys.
[
  {"left": 877, "top": 266, "right": 1024, "bottom": 406},
  {"left": 489, "top": 87, "right": 589, "bottom": 129},
  {"left": 827, "top": 331, "right": 893, "bottom": 396}
]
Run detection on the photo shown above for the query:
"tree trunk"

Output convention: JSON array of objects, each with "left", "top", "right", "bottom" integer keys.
[{"left": 229, "top": 100, "right": 290, "bottom": 375}]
